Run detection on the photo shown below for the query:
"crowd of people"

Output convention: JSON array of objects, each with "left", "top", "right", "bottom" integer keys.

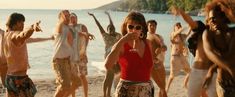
[{"left": 0, "top": 0, "right": 235, "bottom": 97}]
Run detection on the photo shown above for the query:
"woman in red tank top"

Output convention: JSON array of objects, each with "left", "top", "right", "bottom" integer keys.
[{"left": 105, "top": 12, "right": 154, "bottom": 97}]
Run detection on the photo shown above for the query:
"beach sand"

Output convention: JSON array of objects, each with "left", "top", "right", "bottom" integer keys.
[{"left": 0, "top": 72, "right": 188, "bottom": 97}]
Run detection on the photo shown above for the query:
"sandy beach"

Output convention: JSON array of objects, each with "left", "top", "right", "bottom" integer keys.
[{"left": 0, "top": 72, "right": 188, "bottom": 97}]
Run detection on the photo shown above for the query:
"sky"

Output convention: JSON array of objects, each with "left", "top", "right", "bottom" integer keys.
[{"left": 0, "top": 0, "right": 118, "bottom": 9}]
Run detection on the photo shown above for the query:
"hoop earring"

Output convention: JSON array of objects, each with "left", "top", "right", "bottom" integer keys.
[{"left": 140, "top": 33, "right": 144, "bottom": 38}]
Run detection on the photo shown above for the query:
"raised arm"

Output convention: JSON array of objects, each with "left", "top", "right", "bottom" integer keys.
[
  {"left": 184, "top": 27, "right": 192, "bottom": 37},
  {"left": 219, "top": 1, "right": 235, "bottom": 23},
  {"left": 105, "top": 11, "right": 114, "bottom": 26},
  {"left": 170, "top": 27, "right": 185, "bottom": 40},
  {"left": 171, "top": 6, "right": 198, "bottom": 29},
  {"left": 12, "top": 21, "right": 41, "bottom": 46},
  {"left": 88, "top": 12, "right": 106, "bottom": 34},
  {"left": 27, "top": 36, "right": 53, "bottom": 43}
]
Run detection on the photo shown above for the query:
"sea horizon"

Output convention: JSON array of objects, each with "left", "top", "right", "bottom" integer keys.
[{"left": 0, "top": 9, "right": 203, "bottom": 79}]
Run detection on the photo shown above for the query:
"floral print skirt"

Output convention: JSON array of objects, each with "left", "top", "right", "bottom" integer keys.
[{"left": 115, "top": 79, "right": 154, "bottom": 97}]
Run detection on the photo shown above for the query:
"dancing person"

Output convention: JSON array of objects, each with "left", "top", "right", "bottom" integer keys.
[
  {"left": 166, "top": 22, "right": 191, "bottom": 92},
  {"left": 88, "top": 11, "right": 122, "bottom": 97},
  {"left": 52, "top": 10, "right": 79, "bottom": 97},
  {"left": 0, "top": 21, "right": 53, "bottom": 94},
  {"left": 105, "top": 11, "right": 154, "bottom": 97},
  {"left": 171, "top": 5, "right": 219, "bottom": 97},
  {"left": 147, "top": 20, "right": 168, "bottom": 97},
  {"left": 69, "top": 12, "right": 94, "bottom": 97},
  {"left": 3, "top": 12, "right": 42, "bottom": 97},
  {"left": 202, "top": 1, "right": 235, "bottom": 97}
]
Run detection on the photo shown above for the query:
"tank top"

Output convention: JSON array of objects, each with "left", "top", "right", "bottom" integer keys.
[
  {"left": 118, "top": 41, "right": 153, "bottom": 82},
  {"left": 70, "top": 24, "right": 88, "bottom": 62},
  {"left": 70, "top": 24, "right": 81, "bottom": 62},
  {"left": 53, "top": 24, "right": 73, "bottom": 59}
]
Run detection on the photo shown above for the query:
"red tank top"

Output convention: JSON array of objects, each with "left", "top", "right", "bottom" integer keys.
[{"left": 119, "top": 41, "right": 153, "bottom": 82}]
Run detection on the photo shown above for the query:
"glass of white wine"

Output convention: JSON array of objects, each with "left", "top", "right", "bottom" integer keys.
[{"left": 129, "top": 39, "right": 137, "bottom": 52}]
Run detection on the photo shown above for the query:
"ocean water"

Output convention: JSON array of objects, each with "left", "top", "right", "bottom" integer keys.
[{"left": 0, "top": 9, "right": 204, "bottom": 79}]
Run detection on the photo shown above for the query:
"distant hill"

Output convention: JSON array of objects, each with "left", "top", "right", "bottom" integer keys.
[
  {"left": 95, "top": 1, "right": 122, "bottom": 10},
  {"left": 95, "top": 0, "right": 168, "bottom": 13},
  {"left": 95, "top": 0, "right": 209, "bottom": 14}
]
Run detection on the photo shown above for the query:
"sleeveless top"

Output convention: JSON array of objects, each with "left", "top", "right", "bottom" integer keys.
[
  {"left": 53, "top": 24, "right": 73, "bottom": 59},
  {"left": 118, "top": 41, "right": 153, "bottom": 82},
  {"left": 70, "top": 24, "right": 81, "bottom": 62},
  {"left": 70, "top": 24, "right": 88, "bottom": 62},
  {"left": 4, "top": 31, "right": 29, "bottom": 73}
]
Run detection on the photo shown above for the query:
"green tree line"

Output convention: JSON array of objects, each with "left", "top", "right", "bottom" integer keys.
[{"left": 118, "top": 0, "right": 212, "bottom": 13}]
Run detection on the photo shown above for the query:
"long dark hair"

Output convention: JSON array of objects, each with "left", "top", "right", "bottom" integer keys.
[{"left": 6, "top": 13, "right": 25, "bottom": 31}]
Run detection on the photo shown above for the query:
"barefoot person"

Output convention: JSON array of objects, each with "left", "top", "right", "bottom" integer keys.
[
  {"left": 166, "top": 22, "right": 191, "bottom": 92},
  {"left": 147, "top": 20, "right": 167, "bottom": 97},
  {"left": 105, "top": 11, "right": 154, "bottom": 97},
  {"left": 69, "top": 13, "right": 94, "bottom": 97},
  {"left": 3, "top": 12, "right": 43, "bottom": 97},
  {"left": 171, "top": 6, "right": 218, "bottom": 97},
  {"left": 88, "top": 11, "right": 122, "bottom": 97},
  {"left": 52, "top": 10, "right": 78, "bottom": 97}
]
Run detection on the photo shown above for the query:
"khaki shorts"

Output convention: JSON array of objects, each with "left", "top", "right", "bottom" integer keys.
[
  {"left": 70, "top": 63, "right": 81, "bottom": 85},
  {"left": 53, "top": 58, "right": 79, "bottom": 88},
  {"left": 170, "top": 55, "right": 191, "bottom": 77},
  {"left": 76, "top": 59, "right": 88, "bottom": 76}
]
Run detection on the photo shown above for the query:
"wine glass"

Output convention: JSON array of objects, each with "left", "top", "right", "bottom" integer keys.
[
  {"left": 130, "top": 40, "right": 137, "bottom": 52},
  {"left": 129, "top": 39, "right": 138, "bottom": 52}
]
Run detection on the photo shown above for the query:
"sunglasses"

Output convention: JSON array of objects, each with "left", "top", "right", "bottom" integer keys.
[{"left": 128, "top": 25, "right": 142, "bottom": 30}]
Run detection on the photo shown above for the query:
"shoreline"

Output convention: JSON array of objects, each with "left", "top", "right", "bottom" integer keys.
[{"left": 0, "top": 73, "right": 188, "bottom": 97}]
